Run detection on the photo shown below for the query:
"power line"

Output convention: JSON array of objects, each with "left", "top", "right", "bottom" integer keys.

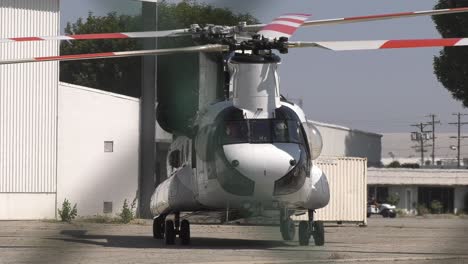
[
  {"left": 426, "top": 114, "right": 441, "bottom": 166},
  {"left": 410, "top": 122, "right": 432, "bottom": 166},
  {"left": 448, "top": 113, "right": 468, "bottom": 168}
]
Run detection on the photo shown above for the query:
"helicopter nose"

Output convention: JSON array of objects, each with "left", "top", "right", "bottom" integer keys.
[{"left": 222, "top": 143, "right": 301, "bottom": 181}]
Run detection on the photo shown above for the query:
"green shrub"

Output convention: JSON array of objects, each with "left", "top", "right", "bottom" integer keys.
[
  {"left": 416, "top": 204, "right": 429, "bottom": 216},
  {"left": 386, "top": 161, "right": 401, "bottom": 168},
  {"left": 386, "top": 194, "right": 400, "bottom": 206},
  {"left": 430, "top": 200, "right": 443, "bottom": 214},
  {"left": 119, "top": 198, "right": 137, "bottom": 224},
  {"left": 58, "top": 199, "right": 77, "bottom": 222},
  {"left": 401, "top": 163, "right": 420, "bottom": 169},
  {"left": 396, "top": 208, "right": 407, "bottom": 217}
]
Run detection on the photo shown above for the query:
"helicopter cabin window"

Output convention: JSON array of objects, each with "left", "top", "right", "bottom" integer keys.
[
  {"left": 222, "top": 120, "right": 303, "bottom": 144},
  {"left": 169, "top": 150, "right": 181, "bottom": 169}
]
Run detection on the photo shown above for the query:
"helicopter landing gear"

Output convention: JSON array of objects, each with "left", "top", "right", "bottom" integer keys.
[
  {"left": 280, "top": 208, "right": 295, "bottom": 241},
  {"left": 157, "top": 212, "right": 191, "bottom": 245},
  {"left": 298, "top": 210, "right": 325, "bottom": 246},
  {"left": 153, "top": 214, "right": 165, "bottom": 239}
]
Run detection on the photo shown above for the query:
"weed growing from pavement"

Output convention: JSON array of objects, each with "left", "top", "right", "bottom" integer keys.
[
  {"left": 58, "top": 199, "right": 77, "bottom": 222},
  {"left": 119, "top": 198, "right": 137, "bottom": 224}
]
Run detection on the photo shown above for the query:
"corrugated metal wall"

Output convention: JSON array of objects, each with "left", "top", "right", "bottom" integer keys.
[
  {"left": 293, "top": 157, "right": 367, "bottom": 223},
  {"left": 0, "top": 0, "right": 59, "bottom": 193}
]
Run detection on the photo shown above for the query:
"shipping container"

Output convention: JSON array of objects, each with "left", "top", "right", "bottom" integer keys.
[{"left": 292, "top": 157, "right": 367, "bottom": 225}]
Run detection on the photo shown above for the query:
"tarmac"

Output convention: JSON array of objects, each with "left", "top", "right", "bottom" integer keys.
[{"left": 0, "top": 217, "right": 467, "bottom": 264}]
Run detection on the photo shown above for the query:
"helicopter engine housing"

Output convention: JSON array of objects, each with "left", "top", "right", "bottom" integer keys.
[{"left": 229, "top": 54, "right": 281, "bottom": 119}]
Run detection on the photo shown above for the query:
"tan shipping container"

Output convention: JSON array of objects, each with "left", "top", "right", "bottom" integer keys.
[{"left": 293, "top": 157, "right": 367, "bottom": 225}]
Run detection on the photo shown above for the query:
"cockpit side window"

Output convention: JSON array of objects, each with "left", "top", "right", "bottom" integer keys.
[
  {"left": 223, "top": 121, "right": 249, "bottom": 144},
  {"left": 169, "top": 150, "right": 181, "bottom": 169}
]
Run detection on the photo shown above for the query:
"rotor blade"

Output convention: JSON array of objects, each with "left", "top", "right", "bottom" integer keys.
[
  {"left": 0, "top": 44, "right": 229, "bottom": 65},
  {"left": 0, "top": 29, "right": 190, "bottom": 43},
  {"left": 258, "top": 13, "right": 311, "bottom": 39},
  {"left": 288, "top": 38, "right": 468, "bottom": 51},
  {"left": 245, "top": 7, "right": 468, "bottom": 31}
]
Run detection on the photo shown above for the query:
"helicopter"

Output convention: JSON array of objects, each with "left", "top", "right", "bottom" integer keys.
[{"left": 2, "top": 6, "right": 468, "bottom": 247}]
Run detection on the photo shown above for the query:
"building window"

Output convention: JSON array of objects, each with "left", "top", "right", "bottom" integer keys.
[
  {"left": 103, "top": 202, "right": 113, "bottom": 214},
  {"left": 418, "top": 187, "right": 454, "bottom": 213},
  {"left": 104, "top": 141, "right": 114, "bottom": 153},
  {"left": 368, "top": 186, "right": 389, "bottom": 203}
]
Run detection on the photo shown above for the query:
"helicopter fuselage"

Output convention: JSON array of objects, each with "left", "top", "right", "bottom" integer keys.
[{"left": 150, "top": 100, "right": 330, "bottom": 217}]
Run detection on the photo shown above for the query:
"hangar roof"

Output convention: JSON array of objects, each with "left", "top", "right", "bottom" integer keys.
[{"left": 308, "top": 120, "right": 382, "bottom": 138}]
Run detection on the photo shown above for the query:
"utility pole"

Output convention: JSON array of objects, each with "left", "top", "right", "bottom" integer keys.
[
  {"left": 410, "top": 122, "right": 432, "bottom": 166},
  {"left": 426, "top": 114, "right": 441, "bottom": 165},
  {"left": 448, "top": 113, "right": 468, "bottom": 168}
]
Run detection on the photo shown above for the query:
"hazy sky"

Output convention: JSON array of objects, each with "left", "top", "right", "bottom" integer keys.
[{"left": 61, "top": 0, "right": 468, "bottom": 134}]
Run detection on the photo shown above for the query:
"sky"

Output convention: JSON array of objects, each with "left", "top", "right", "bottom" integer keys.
[{"left": 60, "top": 0, "right": 468, "bottom": 134}]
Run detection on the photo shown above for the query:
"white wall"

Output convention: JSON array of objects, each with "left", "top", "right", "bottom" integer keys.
[
  {"left": 0, "top": 194, "right": 56, "bottom": 220},
  {"left": 0, "top": 0, "right": 59, "bottom": 220},
  {"left": 57, "top": 83, "right": 140, "bottom": 217}
]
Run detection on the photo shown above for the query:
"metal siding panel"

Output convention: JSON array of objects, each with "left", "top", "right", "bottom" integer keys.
[{"left": 0, "top": 0, "right": 59, "bottom": 193}]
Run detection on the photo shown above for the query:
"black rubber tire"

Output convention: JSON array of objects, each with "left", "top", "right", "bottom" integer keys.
[
  {"left": 389, "top": 211, "right": 397, "bottom": 218},
  {"left": 180, "top": 219, "right": 190, "bottom": 245},
  {"left": 298, "top": 221, "right": 310, "bottom": 246},
  {"left": 153, "top": 217, "right": 164, "bottom": 239},
  {"left": 367, "top": 213, "right": 371, "bottom": 218},
  {"left": 312, "top": 221, "right": 325, "bottom": 246},
  {"left": 381, "top": 210, "right": 389, "bottom": 218},
  {"left": 280, "top": 218, "right": 295, "bottom": 241},
  {"left": 165, "top": 220, "right": 175, "bottom": 245}
]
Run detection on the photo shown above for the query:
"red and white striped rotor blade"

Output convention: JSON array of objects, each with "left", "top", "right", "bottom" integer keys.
[
  {"left": 302, "top": 7, "right": 468, "bottom": 27},
  {"left": 0, "top": 29, "right": 190, "bottom": 44},
  {"left": 289, "top": 38, "right": 468, "bottom": 51},
  {"left": 245, "top": 7, "right": 468, "bottom": 31},
  {"left": 258, "top": 13, "right": 311, "bottom": 39},
  {"left": 0, "top": 44, "right": 229, "bottom": 65}
]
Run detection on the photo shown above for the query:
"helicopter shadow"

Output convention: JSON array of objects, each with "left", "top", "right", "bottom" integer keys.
[{"left": 51, "top": 229, "right": 295, "bottom": 250}]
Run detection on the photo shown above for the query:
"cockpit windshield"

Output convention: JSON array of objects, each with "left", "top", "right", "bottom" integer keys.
[{"left": 222, "top": 119, "right": 304, "bottom": 145}]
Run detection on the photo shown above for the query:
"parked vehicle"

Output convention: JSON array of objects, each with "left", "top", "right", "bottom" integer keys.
[{"left": 367, "top": 203, "right": 397, "bottom": 218}]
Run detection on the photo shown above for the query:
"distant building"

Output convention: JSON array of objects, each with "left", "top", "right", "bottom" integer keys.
[
  {"left": 368, "top": 168, "right": 468, "bottom": 214},
  {"left": 310, "top": 120, "right": 382, "bottom": 167}
]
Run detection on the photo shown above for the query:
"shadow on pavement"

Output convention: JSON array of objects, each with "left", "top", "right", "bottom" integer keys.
[{"left": 51, "top": 229, "right": 293, "bottom": 250}]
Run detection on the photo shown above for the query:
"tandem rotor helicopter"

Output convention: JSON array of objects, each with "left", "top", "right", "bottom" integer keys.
[{"left": 2, "top": 4, "right": 468, "bottom": 246}]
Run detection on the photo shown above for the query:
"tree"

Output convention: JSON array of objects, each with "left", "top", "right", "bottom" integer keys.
[
  {"left": 60, "top": 0, "right": 258, "bottom": 98},
  {"left": 433, "top": 0, "right": 468, "bottom": 107},
  {"left": 60, "top": 13, "right": 143, "bottom": 97}
]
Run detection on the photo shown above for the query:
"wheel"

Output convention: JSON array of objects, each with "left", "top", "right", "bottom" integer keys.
[
  {"left": 280, "top": 218, "right": 295, "bottom": 241},
  {"left": 389, "top": 211, "right": 397, "bottom": 218},
  {"left": 179, "top": 219, "right": 190, "bottom": 245},
  {"left": 153, "top": 217, "right": 164, "bottom": 239},
  {"left": 381, "top": 210, "right": 389, "bottom": 218},
  {"left": 164, "top": 220, "right": 176, "bottom": 245},
  {"left": 367, "top": 212, "right": 371, "bottom": 218},
  {"left": 312, "top": 221, "right": 325, "bottom": 246},
  {"left": 298, "top": 221, "right": 310, "bottom": 246}
]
